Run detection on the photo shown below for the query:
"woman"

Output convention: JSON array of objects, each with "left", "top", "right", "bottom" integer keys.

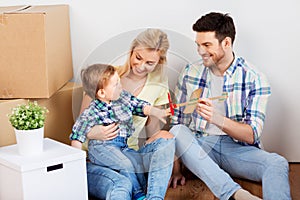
[{"left": 78, "top": 29, "right": 184, "bottom": 200}]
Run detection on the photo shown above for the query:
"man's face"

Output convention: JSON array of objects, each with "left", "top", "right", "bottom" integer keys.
[{"left": 195, "top": 31, "right": 226, "bottom": 68}]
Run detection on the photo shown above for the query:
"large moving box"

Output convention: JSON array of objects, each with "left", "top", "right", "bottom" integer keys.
[
  {"left": 0, "top": 82, "right": 83, "bottom": 147},
  {"left": 0, "top": 5, "right": 73, "bottom": 98}
]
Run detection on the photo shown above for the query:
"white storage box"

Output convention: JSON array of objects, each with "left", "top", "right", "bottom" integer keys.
[{"left": 0, "top": 138, "right": 88, "bottom": 200}]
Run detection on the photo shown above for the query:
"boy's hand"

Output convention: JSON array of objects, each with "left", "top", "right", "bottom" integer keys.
[
  {"left": 148, "top": 106, "right": 171, "bottom": 124},
  {"left": 71, "top": 140, "right": 83, "bottom": 149}
]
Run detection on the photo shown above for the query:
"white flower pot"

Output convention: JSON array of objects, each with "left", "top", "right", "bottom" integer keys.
[{"left": 14, "top": 127, "right": 44, "bottom": 156}]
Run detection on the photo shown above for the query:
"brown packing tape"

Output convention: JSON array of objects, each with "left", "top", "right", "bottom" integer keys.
[{"left": 0, "top": 14, "right": 6, "bottom": 25}]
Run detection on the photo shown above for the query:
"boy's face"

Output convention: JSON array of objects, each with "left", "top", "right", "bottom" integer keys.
[{"left": 98, "top": 71, "right": 122, "bottom": 102}]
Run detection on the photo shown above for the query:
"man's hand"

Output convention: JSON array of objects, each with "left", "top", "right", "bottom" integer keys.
[
  {"left": 196, "top": 98, "right": 225, "bottom": 128},
  {"left": 168, "top": 159, "right": 186, "bottom": 188},
  {"left": 168, "top": 170, "right": 186, "bottom": 189}
]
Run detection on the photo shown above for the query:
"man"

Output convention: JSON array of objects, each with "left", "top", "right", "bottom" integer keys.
[{"left": 170, "top": 12, "right": 291, "bottom": 200}]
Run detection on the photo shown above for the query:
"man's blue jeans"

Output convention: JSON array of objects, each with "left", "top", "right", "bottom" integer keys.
[{"left": 170, "top": 124, "right": 291, "bottom": 200}]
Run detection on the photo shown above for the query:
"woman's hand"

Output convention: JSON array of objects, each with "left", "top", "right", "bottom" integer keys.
[{"left": 87, "top": 123, "right": 119, "bottom": 141}]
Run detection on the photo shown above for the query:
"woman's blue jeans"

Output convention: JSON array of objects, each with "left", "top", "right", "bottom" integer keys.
[
  {"left": 87, "top": 137, "right": 175, "bottom": 200},
  {"left": 88, "top": 137, "right": 146, "bottom": 199},
  {"left": 170, "top": 124, "right": 291, "bottom": 200},
  {"left": 87, "top": 162, "right": 132, "bottom": 200}
]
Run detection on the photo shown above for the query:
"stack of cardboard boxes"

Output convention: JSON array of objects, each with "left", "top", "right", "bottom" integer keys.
[{"left": 0, "top": 5, "right": 83, "bottom": 147}]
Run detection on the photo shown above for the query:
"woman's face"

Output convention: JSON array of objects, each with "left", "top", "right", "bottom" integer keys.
[{"left": 130, "top": 47, "right": 160, "bottom": 78}]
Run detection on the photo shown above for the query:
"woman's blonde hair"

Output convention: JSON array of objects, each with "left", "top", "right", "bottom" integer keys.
[{"left": 118, "top": 29, "right": 169, "bottom": 78}]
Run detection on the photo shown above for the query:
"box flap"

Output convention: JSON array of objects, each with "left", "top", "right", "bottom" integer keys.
[
  {"left": 24, "top": 5, "right": 68, "bottom": 13},
  {"left": 0, "top": 5, "right": 69, "bottom": 14},
  {"left": 57, "top": 82, "right": 82, "bottom": 93},
  {"left": 0, "top": 5, "right": 30, "bottom": 14}
]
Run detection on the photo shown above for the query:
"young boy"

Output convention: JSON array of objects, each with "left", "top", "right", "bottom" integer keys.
[{"left": 70, "top": 64, "right": 170, "bottom": 200}]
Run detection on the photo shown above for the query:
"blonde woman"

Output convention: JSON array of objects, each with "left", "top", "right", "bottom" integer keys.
[{"left": 77, "top": 29, "right": 182, "bottom": 200}]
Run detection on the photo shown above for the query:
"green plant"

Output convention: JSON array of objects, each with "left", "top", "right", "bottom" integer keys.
[{"left": 8, "top": 101, "right": 48, "bottom": 130}]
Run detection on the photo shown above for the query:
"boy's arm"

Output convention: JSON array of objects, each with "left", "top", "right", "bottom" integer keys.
[
  {"left": 143, "top": 105, "right": 171, "bottom": 124},
  {"left": 71, "top": 140, "right": 83, "bottom": 149},
  {"left": 145, "top": 103, "right": 171, "bottom": 139},
  {"left": 70, "top": 112, "right": 91, "bottom": 148}
]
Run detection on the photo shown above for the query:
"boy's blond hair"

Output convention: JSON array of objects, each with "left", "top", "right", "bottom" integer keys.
[{"left": 81, "top": 64, "right": 116, "bottom": 99}]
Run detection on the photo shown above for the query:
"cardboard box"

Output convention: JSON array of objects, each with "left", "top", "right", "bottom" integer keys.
[
  {"left": 0, "top": 138, "right": 88, "bottom": 200},
  {"left": 0, "top": 82, "right": 83, "bottom": 147},
  {"left": 0, "top": 5, "right": 73, "bottom": 98}
]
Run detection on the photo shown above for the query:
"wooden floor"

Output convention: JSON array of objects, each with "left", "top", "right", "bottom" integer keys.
[
  {"left": 165, "top": 178, "right": 262, "bottom": 200},
  {"left": 165, "top": 163, "right": 300, "bottom": 200},
  {"left": 89, "top": 163, "right": 300, "bottom": 199}
]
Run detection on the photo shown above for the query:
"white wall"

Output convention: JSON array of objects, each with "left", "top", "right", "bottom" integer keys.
[{"left": 1, "top": 0, "right": 300, "bottom": 161}]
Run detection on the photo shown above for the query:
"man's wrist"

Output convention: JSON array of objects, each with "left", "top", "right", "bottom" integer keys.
[{"left": 221, "top": 116, "right": 225, "bottom": 131}]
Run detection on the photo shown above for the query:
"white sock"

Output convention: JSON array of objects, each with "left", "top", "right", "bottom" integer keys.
[{"left": 233, "top": 189, "right": 262, "bottom": 200}]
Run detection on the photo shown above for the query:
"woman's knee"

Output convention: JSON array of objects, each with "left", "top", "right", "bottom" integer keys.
[
  {"left": 155, "top": 130, "right": 173, "bottom": 139},
  {"left": 146, "top": 130, "right": 173, "bottom": 144},
  {"left": 169, "top": 124, "right": 190, "bottom": 137}
]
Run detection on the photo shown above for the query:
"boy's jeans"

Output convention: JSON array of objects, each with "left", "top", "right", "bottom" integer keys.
[
  {"left": 88, "top": 137, "right": 146, "bottom": 199},
  {"left": 170, "top": 124, "right": 291, "bottom": 200}
]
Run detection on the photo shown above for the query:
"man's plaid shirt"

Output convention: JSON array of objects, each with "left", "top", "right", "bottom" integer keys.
[{"left": 171, "top": 56, "right": 271, "bottom": 146}]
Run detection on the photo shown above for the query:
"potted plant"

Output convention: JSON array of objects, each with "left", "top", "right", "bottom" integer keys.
[{"left": 8, "top": 100, "right": 48, "bottom": 156}]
